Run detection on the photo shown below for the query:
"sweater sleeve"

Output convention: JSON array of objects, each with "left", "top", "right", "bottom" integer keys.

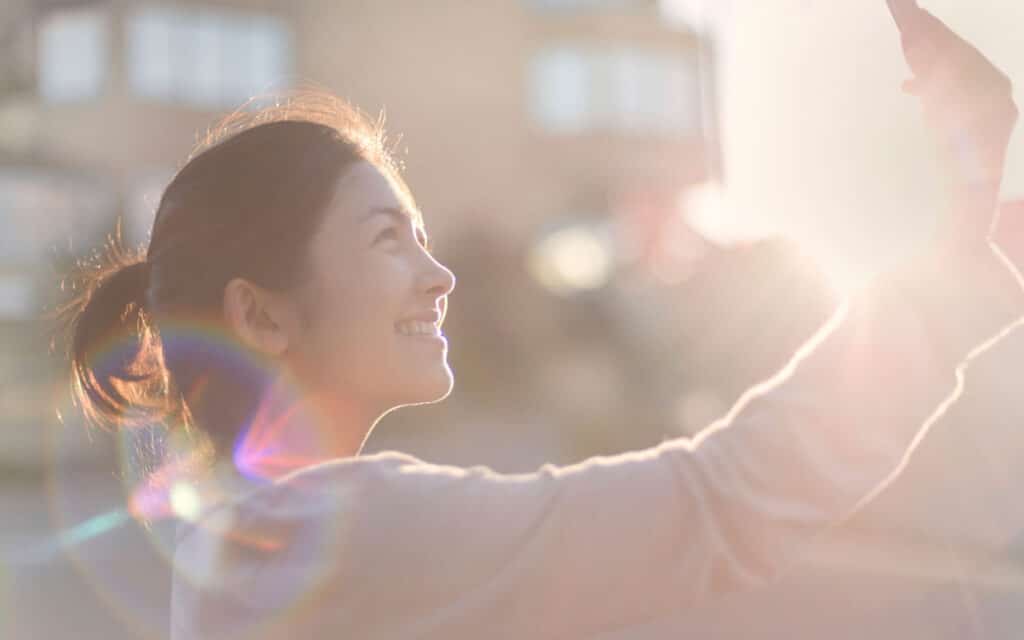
[
  {"left": 331, "top": 254, "right": 1024, "bottom": 639},
  {"left": 201, "top": 251, "right": 1024, "bottom": 634}
]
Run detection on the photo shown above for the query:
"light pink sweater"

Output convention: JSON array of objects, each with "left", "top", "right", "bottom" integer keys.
[{"left": 171, "top": 269, "right": 1019, "bottom": 639}]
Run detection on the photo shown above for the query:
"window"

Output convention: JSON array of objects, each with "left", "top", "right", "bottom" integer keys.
[
  {"left": 529, "top": 45, "right": 701, "bottom": 136},
  {"left": 0, "top": 274, "right": 34, "bottom": 320},
  {"left": 657, "top": 0, "right": 707, "bottom": 30},
  {"left": 37, "top": 7, "right": 110, "bottom": 102},
  {"left": 0, "top": 169, "right": 114, "bottom": 319},
  {"left": 0, "top": 169, "right": 114, "bottom": 266},
  {"left": 610, "top": 48, "right": 698, "bottom": 134},
  {"left": 529, "top": 48, "right": 591, "bottom": 133},
  {"left": 526, "top": 0, "right": 696, "bottom": 30},
  {"left": 525, "top": 0, "right": 659, "bottom": 13},
  {"left": 126, "top": 5, "right": 293, "bottom": 108}
]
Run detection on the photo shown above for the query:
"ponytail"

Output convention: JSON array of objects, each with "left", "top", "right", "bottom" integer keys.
[{"left": 61, "top": 238, "right": 173, "bottom": 431}]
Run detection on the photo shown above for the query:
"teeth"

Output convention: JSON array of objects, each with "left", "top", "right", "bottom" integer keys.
[{"left": 396, "top": 320, "right": 439, "bottom": 336}]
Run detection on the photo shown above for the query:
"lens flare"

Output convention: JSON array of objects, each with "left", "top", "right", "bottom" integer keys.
[
  {"left": 46, "top": 314, "right": 332, "bottom": 636},
  {"left": 46, "top": 311, "right": 366, "bottom": 637},
  {"left": 232, "top": 397, "right": 341, "bottom": 481},
  {"left": 169, "top": 482, "right": 201, "bottom": 521},
  {"left": 527, "top": 224, "right": 613, "bottom": 295}
]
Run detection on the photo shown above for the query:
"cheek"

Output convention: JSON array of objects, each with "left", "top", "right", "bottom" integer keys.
[{"left": 300, "top": 263, "right": 399, "bottom": 379}]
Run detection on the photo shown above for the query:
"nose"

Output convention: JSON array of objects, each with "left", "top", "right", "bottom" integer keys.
[{"left": 420, "top": 251, "right": 456, "bottom": 301}]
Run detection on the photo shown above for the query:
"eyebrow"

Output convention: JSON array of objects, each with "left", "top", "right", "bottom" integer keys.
[
  {"left": 363, "top": 206, "right": 431, "bottom": 247},
  {"left": 361, "top": 206, "right": 414, "bottom": 224}
]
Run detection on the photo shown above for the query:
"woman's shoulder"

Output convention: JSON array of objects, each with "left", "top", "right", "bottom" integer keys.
[
  {"left": 174, "top": 447, "right": 557, "bottom": 572},
  {"left": 179, "top": 450, "right": 468, "bottom": 537},
  {"left": 265, "top": 449, "right": 533, "bottom": 498},
  {"left": 172, "top": 452, "right": 429, "bottom": 581}
]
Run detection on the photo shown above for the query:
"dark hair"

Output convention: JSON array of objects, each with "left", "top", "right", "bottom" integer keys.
[{"left": 61, "top": 91, "right": 415, "bottom": 458}]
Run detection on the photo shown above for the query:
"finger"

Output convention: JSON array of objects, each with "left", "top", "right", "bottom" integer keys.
[
  {"left": 887, "top": 0, "right": 948, "bottom": 47},
  {"left": 894, "top": 7, "right": 966, "bottom": 70},
  {"left": 905, "top": 7, "right": 957, "bottom": 45},
  {"left": 913, "top": 67, "right": 1013, "bottom": 115},
  {"left": 886, "top": 0, "right": 922, "bottom": 35},
  {"left": 901, "top": 38, "right": 940, "bottom": 79},
  {"left": 904, "top": 37, "right": 1012, "bottom": 99},
  {"left": 906, "top": 7, "right": 990, "bottom": 61},
  {"left": 902, "top": 42, "right": 965, "bottom": 98},
  {"left": 917, "top": 56, "right": 976, "bottom": 100},
  {"left": 892, "top": 8, "right": 952, "bottom": 77}
]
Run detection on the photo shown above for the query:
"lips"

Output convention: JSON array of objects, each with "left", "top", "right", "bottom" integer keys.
[{"left": 396, "top": 310, "right": 442, "bottom": 325}]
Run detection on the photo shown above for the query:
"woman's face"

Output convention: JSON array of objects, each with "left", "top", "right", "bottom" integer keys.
[{"left": 288, "top": 160, "right": 456, "bottom": 419}]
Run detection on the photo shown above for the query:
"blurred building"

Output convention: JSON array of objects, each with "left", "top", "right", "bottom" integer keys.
[
  {"left": 0, "top": 0, "right": 713, "bottom": 466},
  {"left": 7, "top": 4, "right": 1024, "bottom": 638}
]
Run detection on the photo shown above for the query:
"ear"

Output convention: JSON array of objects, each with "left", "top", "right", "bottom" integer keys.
[{"left": 222, "top": 278, "right": 297, "bottom": 358}]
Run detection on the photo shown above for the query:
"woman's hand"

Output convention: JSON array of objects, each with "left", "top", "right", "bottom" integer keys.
[
  {"left": 883, "top": 1, "right": 1024, "bottom": 357},
  {"left": 888, "top": 0, "right": 1018, "bottom": 248}
]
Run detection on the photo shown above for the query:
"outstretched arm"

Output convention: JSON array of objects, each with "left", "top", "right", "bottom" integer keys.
[{"left": 200, "top": 9, "right": 1024, "bottom": 639}]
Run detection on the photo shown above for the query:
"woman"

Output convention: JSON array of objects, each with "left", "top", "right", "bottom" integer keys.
[{"left": 64, "top": 6, "right": 1022, "bottom": 639}]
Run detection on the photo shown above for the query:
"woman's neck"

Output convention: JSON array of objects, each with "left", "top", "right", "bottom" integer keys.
[{"left": 232, "top": 379, "right": 374, "bottom": 480}]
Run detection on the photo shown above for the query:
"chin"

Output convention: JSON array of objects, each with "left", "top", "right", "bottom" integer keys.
[
  {"left": 398, "top": 367, "right": 455, "bottom": 407},
  {"left": 425, "top": 367, "right": 455, "bottom": 402}
]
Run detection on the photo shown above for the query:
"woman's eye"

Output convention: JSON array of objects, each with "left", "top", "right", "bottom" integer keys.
[{"left": 375, "top": 228, "right": 398, "bottom": 244}]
